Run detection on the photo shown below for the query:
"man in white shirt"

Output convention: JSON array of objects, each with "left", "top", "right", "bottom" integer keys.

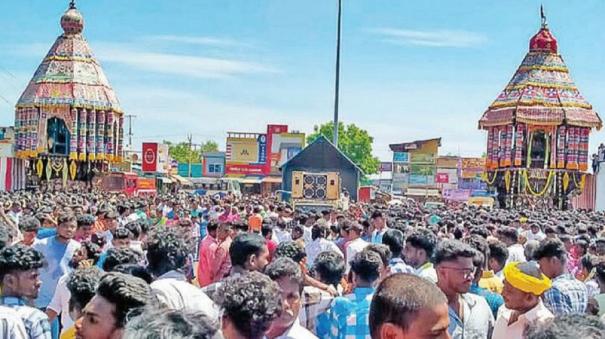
[
  {"left": 498, "top": 226, "right": 526, "bottom": 264},
  {"left": 493, "top": 261, "right": 554, "bottom": 339},
  {"left": 435, "top": 240, "right": 494, "bottom": 338},
  {"left": 6, "top": 202, "right": 22, "bottom": 227},
  {"left": 305, "top": 225, "right": 343, "bottom": 267},
  {"left": 523, "top": 223, "right": 546, "bottom": 243},
  {"left": 147, "top": 229, "right": 218, "bottom": 320},
  {"left": 343, "top": 221, "right": 368, "bottom": 273}
]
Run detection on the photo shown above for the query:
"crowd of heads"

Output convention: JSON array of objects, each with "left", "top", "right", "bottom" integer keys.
[{"left": 1, "top": 189, "right": 605, "bottom": 338}]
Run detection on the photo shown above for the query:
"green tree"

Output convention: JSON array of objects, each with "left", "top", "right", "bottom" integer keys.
[
  {"left": 307, "top": 121, "right": 380, "bottom": 174},
  {"left": 164, "top": 140, "right": 219, "bottom": 163},
  {"left": 200, "top": 140, "right": 219, "bottom": 153}
]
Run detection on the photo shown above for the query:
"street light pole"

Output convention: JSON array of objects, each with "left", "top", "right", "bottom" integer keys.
[{"left": 333, "top": 0, "right": 342, "bottom": 147}]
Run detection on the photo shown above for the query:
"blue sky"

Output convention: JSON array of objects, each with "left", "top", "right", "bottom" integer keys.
[{"left": 1, "top": 0, "right": 604, "bottom": 160}]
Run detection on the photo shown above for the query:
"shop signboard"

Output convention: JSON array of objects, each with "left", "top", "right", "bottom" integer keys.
[
  {"left": 410, "top": 152, "right": 435, "bottom": 164},
  {"left": 393, "top": 152, "right": 409, "bottom": 162},
  {"left": 409, "top": 174, "right": 435, "bottom": 185},
  {"left": 226, "top": 133, "right": 269, "bottom": 176},
  {"left": 436, "top": 173, "right": 449, "bottom": 183},
  {"left": 411, "top": 164, "right": 435, "bottom": 176},
  {"left": 225, "top": 163, "right": 265, "bottom": 175},
  {"left": 442, "top": 189, "right": 472, "bottom": 201},
  {"left": 379, "top": 162, "right": 393, "bottom": 172},
  {"left": 142, "top": 143, "right": 158, "bottom": 172}
]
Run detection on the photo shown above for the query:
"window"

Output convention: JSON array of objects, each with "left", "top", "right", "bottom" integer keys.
[
  {"left": 208, "top": 164, "right": 222, "bottom": 173},
  {"left": 46, "top": 117, "right": 70, "bottom": 156},
  {"left": 530, "top": 130, "right": 547, "bottom": 169}
]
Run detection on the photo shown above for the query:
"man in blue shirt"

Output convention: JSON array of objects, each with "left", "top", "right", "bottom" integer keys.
[
  {"left": 35, "top": 213, "right": 57, "bottom": 240},
  {"left": 318, "top": 249, "right": 382, "bottom": 338},
  {"left": 33, "top": 213, "right": 80, "bottom": 310}
]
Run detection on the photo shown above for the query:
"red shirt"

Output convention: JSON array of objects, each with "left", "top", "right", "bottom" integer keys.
[
  {"left": 197, "top": 234, "right": 218, "bottom": 287},
  {"left": 266, "top": 239, "right": 277, "bottom": 261}
]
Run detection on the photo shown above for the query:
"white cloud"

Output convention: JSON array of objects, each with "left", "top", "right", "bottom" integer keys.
[
  {"left": 94, "top": 43, "right": 278, "bottom": 79},
  {"left": 370, "top": 28, "right": 487, "bottom": 48},
  {"left": 144, "top": 35, "right": 251, "bottom": 48}
]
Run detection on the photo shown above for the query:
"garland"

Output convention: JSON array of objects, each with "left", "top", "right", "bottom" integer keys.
[
  {"left": 490, "top": 100, "right": 592, "bottom": 109},
  {"left": 524, "top": 170, "right": 554, "bottom": 196},
  {"left": 573, "top": 173, "right": 586, "bottom": 191},
  {"left": 482, "top": 170, "right": 498, "bottom": 185},
  {"left": 517, "top": 65, "right": 568, "bottom": 73}
]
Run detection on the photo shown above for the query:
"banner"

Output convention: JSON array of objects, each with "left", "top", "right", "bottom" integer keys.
[
  {"left": 142, "top": 143, "right": 158, "bottom": 172},
  {"left": 380, "top": 162, "right": 393, "bottom": 172},
  {"left": 442, "top": 189, "right": 471, "bottom": 201},
  {"left": 411, "top": 164, "right": 435, "bottom": 176},
  {"left": 225, "top": 163, "right": 265, "bottom": 175},
  {"left": 410, "top": 153, "right": 435, "bottom": 163},
  {"left": 436, "top": 173, "right": 449, "bottom": 183},
  {"left": 437, "top": 168, "right": 458, "bottom": 184},
  {"left": 257, "top": 135, "right": 267, "bottom": 163},
  {"left": 156, "top": 143, "right": 169, "bottom": 173},
  {"left": 227, "top": 138, "right": 259, "bottom": 163},
  {"left": 409, "top": 174, "right": 435, "bottom": 185},
  {"left": 393, "top": 152, "right": 409, "bottom": 162}
]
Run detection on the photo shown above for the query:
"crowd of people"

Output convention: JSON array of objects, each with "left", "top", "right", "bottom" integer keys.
[{"left": 1, "top": 189, "right": 605, "bottom": 338}]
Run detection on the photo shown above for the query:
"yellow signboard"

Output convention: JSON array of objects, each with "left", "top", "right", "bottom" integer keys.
[{"left": 228, "top": 138, "right": 259, "bottom": 163}]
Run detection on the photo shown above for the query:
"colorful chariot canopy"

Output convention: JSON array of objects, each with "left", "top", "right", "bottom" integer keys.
[
  {"left": 478, "top": 9, "right": 601, "bottom": 130},
  {"left": 16, "top": 1, "right": 122, "bottom": 113},
  {"left": 14, "top": 2, "right": 124, "bottom": 162}
]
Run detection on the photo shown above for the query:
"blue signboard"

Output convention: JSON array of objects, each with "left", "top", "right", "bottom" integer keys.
[
  {"left": 393, "top": 152, "right": 409, "bottom": 162},
  {"left": 409, "top": 174, "right": 435, "bottom": 185},
  {"left": 257, "top": 134, "right": 267, "bottom": 164}
]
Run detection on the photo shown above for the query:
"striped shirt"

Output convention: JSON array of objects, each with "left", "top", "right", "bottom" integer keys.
[
  {"left": 318, "top": 287, "right": 374, "bottom": 339},
  {"left": 1, "top": 297, "right": 51, "bottom": 339},
  {"left": 543, "top": 273, "right": 588, "bottom": 316},
  {"left": 0, "top": 305, "right": 27, "bottom": 339}
]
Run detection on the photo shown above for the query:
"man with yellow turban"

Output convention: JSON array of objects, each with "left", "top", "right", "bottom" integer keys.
[{"left": 493, "top": 261, "right": 554, "bottom": 339}]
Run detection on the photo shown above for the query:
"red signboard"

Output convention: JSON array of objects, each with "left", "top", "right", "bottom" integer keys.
[
  {"left": 142, "top": 143, "right": 158, "bottom": 172},
  {"left": 225, "top": 163, "right": 266, "bottom": 175},
  {"left": 435, "top": 173, "right": 449, "bottom": 183}
]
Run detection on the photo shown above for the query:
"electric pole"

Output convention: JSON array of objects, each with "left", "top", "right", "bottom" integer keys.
[
  {"left": 125, "top": 114, "right": 136, "bottom": 150},
  {"left": 187, "top": 133, "right": 193, "bottom": 178},
  {"left": 333, "top": 0, "right": 342, "bottom": 147}
]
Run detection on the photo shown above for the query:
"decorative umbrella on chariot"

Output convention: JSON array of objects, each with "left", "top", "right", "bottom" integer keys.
[{"left": 478, "top": 8, "right": 602, "bottom": 209}]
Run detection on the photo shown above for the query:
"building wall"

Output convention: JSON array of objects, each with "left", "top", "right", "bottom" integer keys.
[
  {"left": 203, "top": 154, "right": 225, "bottom": 177},
  {"left": 392, "top": 140, "right": 439, "bottom": 193}
]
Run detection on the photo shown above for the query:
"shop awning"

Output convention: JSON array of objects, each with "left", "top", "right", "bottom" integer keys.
[
  {"left": 237, "top": 177, "right": 262, "bottom": 184},
  {"left": 171, "top": 175, "right": 193, "bottom": 186},
  {"left": 262, "top": 176, "right": 282, "bottom": 184},
  {"left": 406, "top": 188, "right": 440, "bottom": 197},
  {"left": 190, "top": 177, "right": 220, "bottom": 185}
]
